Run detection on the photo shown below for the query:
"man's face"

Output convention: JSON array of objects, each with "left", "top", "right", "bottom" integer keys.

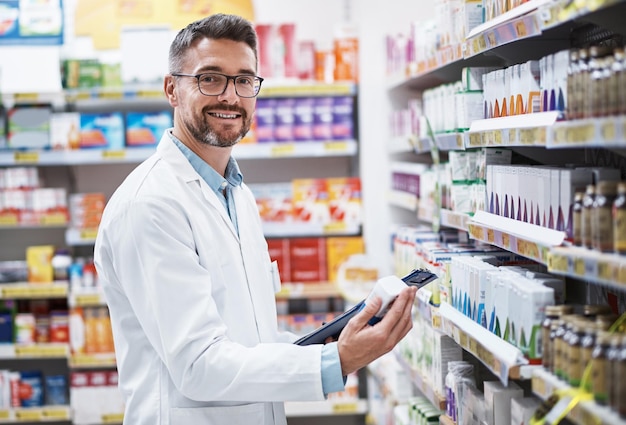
[{"left": 170, "top": 38, "right": 257, "bottom": 148}]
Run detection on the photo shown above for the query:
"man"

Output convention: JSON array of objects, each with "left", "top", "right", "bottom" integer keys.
[{"left": 94, "top": 13, "right": 416, "bottom": 425}]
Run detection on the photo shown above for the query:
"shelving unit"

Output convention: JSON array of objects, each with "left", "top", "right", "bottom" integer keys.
[{"left": 381, "top": 0, "right": 626, "bottom": 424}]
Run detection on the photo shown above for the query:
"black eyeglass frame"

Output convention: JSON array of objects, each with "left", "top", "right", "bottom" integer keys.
[{"left": 171, "top": 72, "right": 264, "bottom": 98}]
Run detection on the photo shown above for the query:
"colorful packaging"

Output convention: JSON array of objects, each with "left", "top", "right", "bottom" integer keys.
[
  {"left": 7, "top": 106, "right": 52, "bottom": 150},
  {"left": 26, "top": 245, "right": 55, "bottom": 283},
  {"left": 326, "top": 237, "right": 365, "bottom": 283},
  {"left": 255, "top": 98, "right": 276, "bottom": 142},
  {"left": 331, "top": 96, "right": 354, "bottom": 140},
  {"left": 79, "top": 112, "right": 124, "bottom": 149},
  {"left": 289, "top": 238, "right": 327, "bottom": 283},
  {"left": 50, "top": 112, "right": 81, "bottom": 150},
  {"left": 312, "top": 97, "right": 333, "bottom": 141},
  {"left": 293, "top": 97, "right": 314, "bottom": 141},
  {"left": 45, "top": 375, "right": 68, "bottom": 405},
  {"left": 19, "top": 370, "right": 43, "bottom": 407},
  {"left": 273, "top": 98, "right": 295, "bottom": 142},
  {"left": 125, "top": 111, "right": 172, "bottom": 147},
  {"left": 292, "top": 178, "right": 329, "bottom": 224}
]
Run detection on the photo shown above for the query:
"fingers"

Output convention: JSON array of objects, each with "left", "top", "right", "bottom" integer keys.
[{"left": 349, "top": 297, "right": 382, "bottom": 328}]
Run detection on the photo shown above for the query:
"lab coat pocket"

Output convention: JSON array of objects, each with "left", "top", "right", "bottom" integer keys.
[
  {"left": 170, "top": 403, "right": 265, "bottom": 425},
  {"left": 270, "top": 260, "right": 281, "bottom": 293}
]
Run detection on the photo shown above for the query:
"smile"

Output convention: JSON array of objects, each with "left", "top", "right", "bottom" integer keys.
[{"left": 209, "top": 112, "right": 241, "bottom": 119}]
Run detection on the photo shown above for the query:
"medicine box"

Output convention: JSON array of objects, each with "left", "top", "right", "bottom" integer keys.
[
  {"left": 7, "top": 106, "right": 52, "bottom": 150},
  {"left": 80, "top": 112, "right": 124, "bottom": 149},
  {"left": 125, "top": 111, "right": 172, "bottom": 147}
]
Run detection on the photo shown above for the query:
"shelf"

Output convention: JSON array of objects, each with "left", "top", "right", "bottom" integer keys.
[
  {"left": 435, "top": 303, "right": 536, "bottom": 385},
  {"left": 69, "top": 352, "right": 117, "bottom": 369},
  {"left": 392, "top": 0, "right": 626, "bottom": 92},
  {"left": 0, "top": 148, "right": 156, "bottom": 166},
  {"left": 532, "top": 367, "right": 626, "bottom": 425},
  {"left": 275, "top": 283, "right": 341, "bottom": 299},
  {"left": 467, "top": 211, "right": 566, "bottom": 266},
  {"left": 439, "top": 414, "right": 455, "bottom": 425},
  {"left": 388, "top": 136, "right": 417, "bottom": 154},
  {"left": 0, "top": 343, "right": 68, "bottom": 359},
  {"left": 548, "top": 115, "right": 626, "bottom": 148},
  {"left": 548, "top": 246, "right": 626, "bottom": 290},
  {"left": 465, "top": 112, "right": 559, "bottom": 148},
  {"left": 233, "top": 140, "right": 357, "bottom": 159},
  {"left": 394, "top": 351, "right": 447, "bottom": 411},
  {"left": 65, "top": 227, "right": 98, "bottom": 246},
  {"left": 261, "top": 221, "right": 361, "bottom": 238},
  {"left": 0, "top": 282, "right": 68, "bottom": 299},
  {"left": 284, "top": 399, "right": 368, "bottom": 417},
  {"left": 258, "top": 81, "right": 357, "bottom": 98},
  {"left": 0, "top": 405, "right": 71, "bottom": 422},
  {"left": 439, "top": 209, "right": 471, "bottom": 232}
]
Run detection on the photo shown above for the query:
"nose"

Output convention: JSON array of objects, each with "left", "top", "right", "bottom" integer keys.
[{"left": 218, "top": 77, "right": 239, "bottom": 102}]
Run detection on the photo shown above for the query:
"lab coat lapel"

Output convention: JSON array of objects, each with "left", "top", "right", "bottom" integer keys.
[
  {"left": 156, "top": 134, "right": 239, "bottom": 242},
  {"left": 234, "top": 186, "right": 278, "bottom": 343}
]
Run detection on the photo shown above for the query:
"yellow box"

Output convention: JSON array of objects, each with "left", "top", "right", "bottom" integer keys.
[
  {"left": 26, "top": 245, "right": 55, "bottom": 283},
  {"left": 326, "top": 237, "right": 365, "bottom": 283}
]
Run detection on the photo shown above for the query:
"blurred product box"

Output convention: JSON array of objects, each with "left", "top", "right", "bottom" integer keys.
[
  {"left": 249, "top": 182, "right": 292, "bottom": 223},
  {"left": 26, "top": 245, "right": 55, "bottom": 283},
  {"left": 0, "top": 107, "right": 6, "bottom": 149},
  {"left": 289, "top": 238, "right": 327, "bottom": 283},
  {"left": 125, "top": 111, "right": 172, "bottom": 147},
  {"left": 69, "top": 193, "right": 106, "bottom": 229},
  {"left": 292, "top": 178, "right": 329, "bottom": 224},
  {"left": 79, "top": 112, "right": 124, "bottom": 149},
  {"left": 267, "top": 238, "right": 290, "bottom": 284},
  {"left": 332, "top": 96, "right": 354, "bottom": 140},
  {"left": 71, "top": 371, "right": 124, "bottom": 424},
  {"left": 326, "top": 237, "right": 364, "bottom": 283},
  {"left": 312, "top": 97, "right": 333, "bottom": 141},
  {"left": 273, "top": 98, "right": 295, "bottom": 142},
  {"left": 62, "top": 59, "right": 102, "bottom": 89},
  {"left": 0, "top": 261, "right": 27, "bottom": 283},
  {"left": 293, "top": 97, "right": 314, "bottom": 141},
  {"left": 7, "top": 105, "right": 51, "bottom": 150},
  {"left": 326, "top": 177, "right": 362, "bottom": 225},
  {"left": 50, "top": 112, "right": 81, "bottom": 150},
  {"left": 255, "top": 98, "right": 276, "bottom": 142}
]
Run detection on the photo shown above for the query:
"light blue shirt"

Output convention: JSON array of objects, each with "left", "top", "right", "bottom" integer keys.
[{"left": 168, "top": 131, "right": 345, "bottom": 395}]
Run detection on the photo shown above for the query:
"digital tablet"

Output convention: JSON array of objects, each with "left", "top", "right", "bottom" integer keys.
[{"left": 293, "top": 268, "right": 438, "bottom": 346}]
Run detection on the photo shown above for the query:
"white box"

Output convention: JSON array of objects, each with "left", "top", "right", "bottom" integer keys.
[
  {"left": 511, "top": 396, "right": 541, "bottom": 425},
  {"left": 483, "top": 380, "right": 523, "bottom": 425}
]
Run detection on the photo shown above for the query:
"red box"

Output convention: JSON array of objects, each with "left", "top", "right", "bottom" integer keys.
[
  {"left": 266, "top": 238, "right": 290, "bottom": 284},
  {"left": 289, "top": 238, "right": 327, "bottom": 283}
]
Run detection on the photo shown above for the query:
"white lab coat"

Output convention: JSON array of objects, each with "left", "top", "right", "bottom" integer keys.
[{"left": 94, "top": 133, "right": 327, "bottom": 425}]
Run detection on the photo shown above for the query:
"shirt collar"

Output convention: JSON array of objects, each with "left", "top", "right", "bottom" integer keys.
[{"left": 168, "top": 130, "right": 243, "bottom": 191}]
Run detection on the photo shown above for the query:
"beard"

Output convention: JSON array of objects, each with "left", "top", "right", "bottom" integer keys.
[{"left": 184, "top": 105, "right": 251, "bottom": 148}]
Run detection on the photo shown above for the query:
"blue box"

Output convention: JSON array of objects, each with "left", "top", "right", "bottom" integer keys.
[
  {"left": 125, "top": 111, "right": 172, "bottom": 147},
  {"left": 79, "top": 112, "right": 124, "bottom": 149}
]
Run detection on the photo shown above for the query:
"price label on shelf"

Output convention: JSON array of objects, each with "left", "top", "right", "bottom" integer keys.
[
  {"left": 80, "top": 228, "right": 99, "bottom": 240},
  {"left": 468, "top": 133, "right": 480, "bottom": 146},
  {"left": 600, "top": 121, "right": 616, "bottom": 143},
  {"left": 332, "top": 402, "right": 359, "bottom": 414},
  {"left": 74, "top": 293, "right": 103, "bottom": 306},
  {"left": 515, "top": 20, "right": 528, "bottom": 37},
  {"left": 0, "top": 214, "right": 19, "bottom": 226},
  {"left": 0, "top": 410, "right": 9, "bottom": 420},
  {"left": 532, "top": 374, "right": 547, "bottom": 398},
  {"left": 102, "top": 150, "right": 127, "bottom": 160},
  {"left": 597, "top": 260, "right": 615, "bottom": 282},
  {"left": 618, "top": 263, "right": 626, "bottom": 285},
  {"left": 40, "top": 212, "right": 68, "bottom": 226},
  {"left": 14, "top": 151, "right": 39, "bottom": 163},
  {"left": 15, "top": 409, "right": 42, "bottom": 421},
  {"left": 102, "top": 413, "right": 125, "bottom": 423},
  {"left": 99, "top": 91, "right": 124, "bottom": 100},
  {"left": 501, "top": 233, "right": 510, "bottom": 249},
  {"left": 486, "top": 229, "right": 495, "bottom": 244},
  {"left": 548, "top": 252, "right": 568, "bottom": 273},
  {"left": 324, "top": 141, "right": 348, "bottom": 152},
  {"left": 42, "top": 407, "right": 70, "bottom": 419},
  {"left": 570, "top": 123, "right": 595, "bottom": 144},
  {"left": 323, "top": 222, "right": 348, "bottom": 234},
  {"left": 15, "top": 343, "right": 67, "bottom": 357},
  {"left": 270, "top": 144, "right": 295, "bottom": 157},
  {"left": 574, "top": 257, "right": 586, "bottom": 276}
]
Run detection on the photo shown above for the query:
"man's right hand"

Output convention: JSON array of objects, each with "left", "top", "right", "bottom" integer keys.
[{"left": 336, "top": 286, "right": 417, "bottom": 376}]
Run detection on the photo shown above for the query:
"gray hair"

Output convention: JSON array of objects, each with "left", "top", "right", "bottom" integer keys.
[{"left": 168, "top": 13, "right": 258, "bottom": 74}]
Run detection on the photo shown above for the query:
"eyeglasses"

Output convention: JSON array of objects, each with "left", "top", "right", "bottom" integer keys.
[{"left": 171, "top": 72, "right": 264, "bottom": 98}]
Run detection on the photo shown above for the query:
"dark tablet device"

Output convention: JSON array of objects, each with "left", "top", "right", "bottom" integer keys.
[{"left": 293, "top": 268, "right": 437, "bottom": 346}]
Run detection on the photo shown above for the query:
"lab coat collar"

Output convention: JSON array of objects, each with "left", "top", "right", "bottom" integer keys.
[{"left": 156, "top": 131, "right": 240, "bottom": 241}]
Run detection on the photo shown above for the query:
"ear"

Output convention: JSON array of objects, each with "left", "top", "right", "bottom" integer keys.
[{"left": 164, "top": 75, "right": 178, "bottom": 107}]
